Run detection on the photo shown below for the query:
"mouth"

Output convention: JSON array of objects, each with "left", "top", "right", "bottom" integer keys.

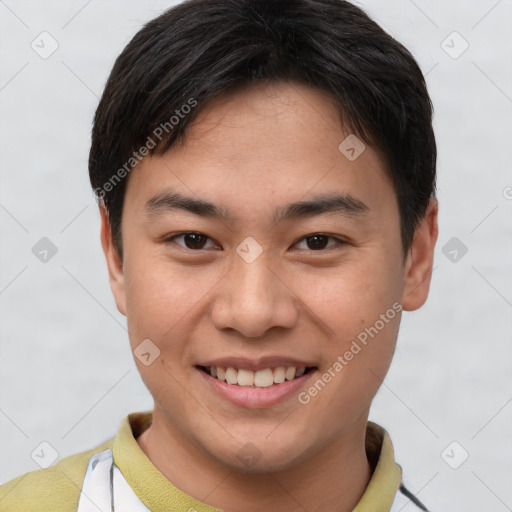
[{"left": 196, "top": 365, "right": 317, "bottom": 388}]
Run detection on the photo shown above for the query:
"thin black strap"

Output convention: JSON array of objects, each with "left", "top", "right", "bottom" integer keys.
[
  {"left": 398, "top": 482, "right": 429, "bottom": 511},
  {"left": 110, "top": 459, "right": 115, "bottom": 512}
]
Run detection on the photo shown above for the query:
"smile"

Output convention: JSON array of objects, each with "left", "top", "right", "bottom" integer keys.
[
  {"left": 198, "top": 365, "right": 314, "bottom": 388},
  {"left": 196, "top": 363, "right": 318, "bottom": 408}
]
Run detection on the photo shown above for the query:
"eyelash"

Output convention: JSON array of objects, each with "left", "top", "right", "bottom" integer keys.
[{"left": 164, "top": 232, "right": 347, "bottom": 252}]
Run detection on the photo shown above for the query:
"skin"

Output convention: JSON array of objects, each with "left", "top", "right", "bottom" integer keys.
[{"left": 100, "top": 80, "right": 438, "bottom": 512}]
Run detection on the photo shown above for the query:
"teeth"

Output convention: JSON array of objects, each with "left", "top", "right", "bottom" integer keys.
[
  {"left": 208, "top": 366, "right": 308, "bottom": 387},
  {"left": 285, "top": 367, "right": 296, "bottom": 380},
  {"left": 225, "top": 367, "right": 238, "bottom": 385},
  {"left": 273, "top": 367, "right": 286, "bottom": 383},
  {"left": 254, "top": 368, "right": 274, "bottom": 387},
  {"left": 237, "top": 369, "right": 254, "bottom": 387}
]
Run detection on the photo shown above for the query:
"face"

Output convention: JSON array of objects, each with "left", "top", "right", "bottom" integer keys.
[{"left": 101, "top": 80, "right": 438, "bottom": 472}]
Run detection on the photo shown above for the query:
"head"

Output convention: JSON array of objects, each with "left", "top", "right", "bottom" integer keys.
[{"left": 90, "top": 0, "right": 438, "bottom": 472}]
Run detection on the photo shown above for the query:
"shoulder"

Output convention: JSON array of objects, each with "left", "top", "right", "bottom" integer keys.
[{"left": 0, "top": 437, "right": 114, "bottom": 512}]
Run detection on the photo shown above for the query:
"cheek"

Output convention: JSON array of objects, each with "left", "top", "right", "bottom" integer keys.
[
  {"left": 123, "top": 253, "right": 222, "bottom": 347},
  {"left": 291, "top": 254, "right": 402, "bottom": 396},
  {"left": 291, "top": 254, "right": 401, "bottom": 336},
  {"left": 298, "top": 307, "right": 401, "bottom": 434},
  {"left": 121, "top": 254, "right": 215, "bottom": 413}
]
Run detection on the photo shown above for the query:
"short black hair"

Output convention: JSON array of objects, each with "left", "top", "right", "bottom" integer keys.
[{"left": 89, "top": 0, "right": 437, "bottom": 263}]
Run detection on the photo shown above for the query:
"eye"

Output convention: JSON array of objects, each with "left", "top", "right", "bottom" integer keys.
[
  {"left": 293, "top": 234, "right": 346, "bottom": 251},
  {"left": 165, "top": 232, "right": 346, "bottom": 252},
  {"left": 166, "top": 232, "right": 218, "bottom": 250}
]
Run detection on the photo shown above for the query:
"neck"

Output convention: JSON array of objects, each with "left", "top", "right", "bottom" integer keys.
[{"left": 136, "top": 408, "right": 372, "bottom": 512}]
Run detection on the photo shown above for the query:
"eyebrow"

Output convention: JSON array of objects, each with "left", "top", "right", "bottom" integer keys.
[{"left": 144, "top": 189, "right": 370, "bottom": 223}]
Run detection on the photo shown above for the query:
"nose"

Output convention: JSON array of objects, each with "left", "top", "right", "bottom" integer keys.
[{"left": 211, "top": 250, "right": 299, "bottom": 338}]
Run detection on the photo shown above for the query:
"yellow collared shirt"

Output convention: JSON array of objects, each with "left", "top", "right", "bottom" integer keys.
[{"left": 0, "top": 411, "right": 429, "bottom": 511}]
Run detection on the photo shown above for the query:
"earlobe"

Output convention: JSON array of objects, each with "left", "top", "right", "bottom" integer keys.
[
  {"left": 401, "top": 196, "right": 439, "bottom": 311},
  {"left": 99, "top": 205, "right": 127, "bottom": 316}
]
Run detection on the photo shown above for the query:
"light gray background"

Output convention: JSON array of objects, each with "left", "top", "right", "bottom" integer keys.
[{"left": 1, "top": 1, "right": 511, "bottom": 510}]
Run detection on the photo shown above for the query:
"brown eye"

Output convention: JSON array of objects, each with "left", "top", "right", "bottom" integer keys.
[
  {"left": 294, "top": 234, "right": 344, "bottom": 251},
  {"left": 169, "top": 232, "right": 217, "bottom": 250}
]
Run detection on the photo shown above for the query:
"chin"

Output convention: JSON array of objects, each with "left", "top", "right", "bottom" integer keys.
[{"left": 204, "top": 432, "right": 317, "bottom": 474}]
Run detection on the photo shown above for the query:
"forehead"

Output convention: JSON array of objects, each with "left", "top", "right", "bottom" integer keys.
[{"left": 124, "top": 80, "right": 396, "bottom": 222}]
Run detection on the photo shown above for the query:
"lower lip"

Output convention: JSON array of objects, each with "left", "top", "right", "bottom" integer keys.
[{"left": 197, "top": 368, "right": 315, "bottom": 408}]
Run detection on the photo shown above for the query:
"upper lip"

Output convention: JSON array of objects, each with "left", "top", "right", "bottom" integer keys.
[{"left": 197, "top": 356, "right": 316, "bottom": 371}]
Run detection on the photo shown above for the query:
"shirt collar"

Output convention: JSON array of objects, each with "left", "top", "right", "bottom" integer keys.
[{"left": 113, "top": 411, "right": 402, "bottom": 512}]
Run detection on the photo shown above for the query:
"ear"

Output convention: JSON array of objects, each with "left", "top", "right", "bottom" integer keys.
[
  {"left": 99, "top": 205, "right": 127, "bottom": 316},
  {"left": 401, "top": 196, "right": 439, "bottom": 311}
]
